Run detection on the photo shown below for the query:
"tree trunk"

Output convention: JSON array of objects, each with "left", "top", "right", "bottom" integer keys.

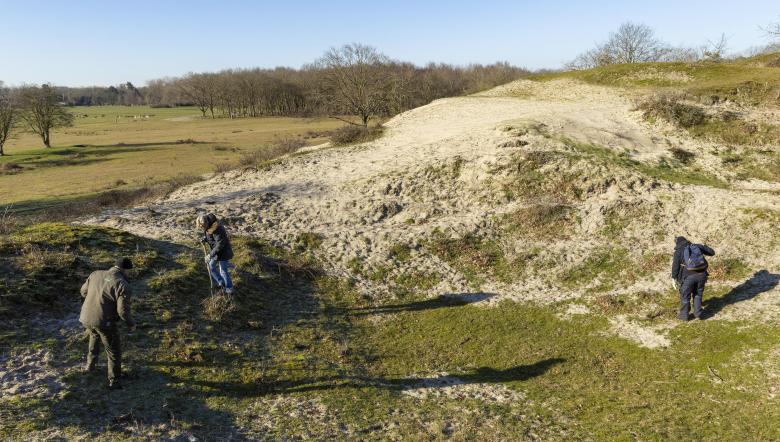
[
  {"left": 0, "top": 144, "right": 4, "bottom": 156},
  {"left": 43, "top": 130, "right": 51, "bottom": 148},
  {"left": 362, "top": 114, "right": 369, "bottom": 127}
]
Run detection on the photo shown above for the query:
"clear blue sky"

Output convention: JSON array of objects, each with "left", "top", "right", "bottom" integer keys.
[{"left": 1, "top": 0, "right": 777, "bottom": 86}]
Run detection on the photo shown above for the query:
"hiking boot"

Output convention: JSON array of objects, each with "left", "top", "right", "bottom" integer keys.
[
  {"left": 108, "top": 379, "right": 123, "bottom": 390},
  {"left": 82, "top": 362, "right": 96, "bottom": 373}
]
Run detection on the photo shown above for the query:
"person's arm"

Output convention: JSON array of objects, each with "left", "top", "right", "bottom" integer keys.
[
  {"left": 208, "top": 228, "right": 226, "bottom": 259},
  {"left": 698, "top": 244, "right": 715, "bottom": 256},
  {"left": 80, "top": 275, "right": 90, "bottom": 298},
  {"left": 671, "top": 247, "right": 682, "bottom": 279},
  {"left": 116, "top": 282, "right": 135, "bottom": 327}
]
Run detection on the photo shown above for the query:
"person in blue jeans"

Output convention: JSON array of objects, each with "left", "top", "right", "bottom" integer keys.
[{"left": 196, "top": 213, "right": 235, "bottom": 295}]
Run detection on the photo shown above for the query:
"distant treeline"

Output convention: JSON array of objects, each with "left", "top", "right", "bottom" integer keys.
[{"left": 54, "top": 62, "right": 531, "bottom": 118}]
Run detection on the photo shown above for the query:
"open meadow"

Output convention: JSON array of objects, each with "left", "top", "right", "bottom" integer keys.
[{"left": 0, "top": 106, "right": 342, "bottom": 210}]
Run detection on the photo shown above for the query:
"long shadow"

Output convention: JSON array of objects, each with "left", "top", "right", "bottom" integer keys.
[
  {"left": 86, "top": 140, "right": 211, "bottom": 148},
  {"left": 9, "top": 145, "right": 162, "bottom": 162},
  {"left": 702, "top": 270, "right": 780, "bottom": 319},
  {"left": 171, "top": 357, "right": 566, "bottom": 397},
  {"left": 347, "top": 292, "right": 496, "bottom": 316}
]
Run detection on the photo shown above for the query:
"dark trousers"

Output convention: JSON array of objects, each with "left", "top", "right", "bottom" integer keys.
[
  {"left": 86, "top": 325, "right": 122, "bottom": 381},
  {"left": 679, "top": 272, "right": 708, "bottom": 320}
]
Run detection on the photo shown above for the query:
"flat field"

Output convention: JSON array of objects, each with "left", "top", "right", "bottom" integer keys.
[{"left": 0, "top": 106, "right": 342, "bottom": 208}]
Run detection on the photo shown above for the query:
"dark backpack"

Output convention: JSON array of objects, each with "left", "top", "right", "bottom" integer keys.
[{"left": 684, "top": 244, "right": 708, "bottom": 271}]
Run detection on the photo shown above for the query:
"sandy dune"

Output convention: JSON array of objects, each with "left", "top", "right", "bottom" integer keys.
[{"left": 86, "top": 79, "right": 780, "bottom": 348}]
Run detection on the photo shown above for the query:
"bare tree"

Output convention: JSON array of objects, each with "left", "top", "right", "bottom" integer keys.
[
  {"left": 568, "top": 22, "right": 670, "bottom": 69},
  {"left": 703, "top": 33, "right": 730, "bottom": 61},
  {"left": 605, "top": 22, "right": 669, "bottom": 64},
  {"left": 762, "top": 18, "right": 780, "bottom": 38},
  {"left": 0, "top": 82, "right": 16, "bottom": 156},
  {"left": 313, "top": 43, "right": 397, "bottom": 126},
  {"left": 662, "top": 46, "right": 701, "bottom": 63},
  {"left": 179, "top": 73, "right": 218, "bottom": 118},
  {"left": 18, "top": 84, "right": 74, "bottom": 148}
]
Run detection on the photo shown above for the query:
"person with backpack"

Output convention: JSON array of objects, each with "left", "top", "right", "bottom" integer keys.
[
  {"left": 196, "top": 213, "right": 235, "bottom": 295},
  {"left": 671, "top": 236, "right": 715, "bottom": 321}
]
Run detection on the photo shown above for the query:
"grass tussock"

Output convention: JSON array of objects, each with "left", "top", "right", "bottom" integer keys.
[
  {"left": 502, "top": 204, "right": 575, "bottom": 239},
  {"left": 202, "top": 293, "right": 237, "bottom": 322}
]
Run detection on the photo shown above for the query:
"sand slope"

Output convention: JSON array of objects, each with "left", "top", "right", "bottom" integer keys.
[{"left": 86, "top": 79, "right": 780, "bottom": 347}]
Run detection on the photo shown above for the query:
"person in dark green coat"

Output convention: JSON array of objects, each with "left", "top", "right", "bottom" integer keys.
[{"left": 79, "top": 257, "right": 135, "bottom": 389}]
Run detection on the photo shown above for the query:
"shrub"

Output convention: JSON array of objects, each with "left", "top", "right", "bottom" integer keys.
[
  {"left": 0, "top": 163, "right": 23, "bottom": 175},
  {"left": 330, "top": 125, "right": 384, "bottom": 145},
  {"left": 238, "top": 137, "right": 308, "bottom": 168},
  {"left": 669, "top": 147, "right": 695, "bottom": 165},
  {"left": 637, "top": 95, "right": 708, "bottom": 128},
  {"left": 213, "top": 162, "right": 234, "bottom": 173}
]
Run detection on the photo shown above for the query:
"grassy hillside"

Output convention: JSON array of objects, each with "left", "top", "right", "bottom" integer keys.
[
  {"left": 1, "top": 223, "right": 779, "bottom": 440},
  {"left": 0, "top": 106, "right": 343, "bottom": 208},
  {"left": 532, "top": 52, "right": 780, "bottom": 105},
  {"left": 529, "top": 53, "right": 780, "bottom": 183}
]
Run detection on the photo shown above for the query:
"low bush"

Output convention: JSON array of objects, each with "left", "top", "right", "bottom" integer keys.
[
  {"left": 330, "top": 125, "right": 384, "bottom": 145},
  {"left": 669, "top": 147, "right": 695, "bottom": 165},
  {"left": 238, "top": 137, "right": 309, "bottom": 168},
  {"left": 636, "top": 95, "right": 708, "bottom": 128},
  {"left": 0, "top": 162, "right": 23, "bottom": 175}
]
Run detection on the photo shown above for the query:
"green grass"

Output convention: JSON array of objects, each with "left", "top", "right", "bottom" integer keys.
[
  {"left": 2, "top": 222, "right": 780, "bottom": 439},
  {"left": 364, "top": 301, "right": 780, "bottom": 440},
  {"left": 565, "top": 138, "right": 728, "bottom": 188},
  {"left": 562, "top": 248, "right": 631, "bottom": 292}
]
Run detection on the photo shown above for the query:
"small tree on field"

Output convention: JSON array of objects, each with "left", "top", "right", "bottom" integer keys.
[
  {"left": 0, "top": 82, "right": 17, "bottom": 156},
  {"left": 313, "top": 43, "right": 397, "bottom": 127},
  {"left": 18, "top": 84, "right": 73, "bottom": 148},
  {"left": 179, "top": 73, "right": 218, "bottom": 118}
]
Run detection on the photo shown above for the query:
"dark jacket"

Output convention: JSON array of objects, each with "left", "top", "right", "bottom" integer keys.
[
  {"left": 79, "top": 267, "right": 134, "bottom": 328},
  {"left": 203, "top": 222, "right": 234, "bottom": 261},
  {"left": 672, "top": 236, "right": 715, "bottom": 281}
]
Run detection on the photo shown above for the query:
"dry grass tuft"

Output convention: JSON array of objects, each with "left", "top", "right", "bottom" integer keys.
[{"left": 202, "top": 293, "right": 237, "bottom": 322}]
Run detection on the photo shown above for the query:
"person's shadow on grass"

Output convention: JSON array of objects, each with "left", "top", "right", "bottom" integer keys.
[
  {"left": 177, "top": 357, "right": 565, "bottom": 397},
  {"left": 702, "top": 270, "right": 780, "bottom": 319},
  {"left": 346, "top": 292, "right": 496, "bottom": 316}
]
